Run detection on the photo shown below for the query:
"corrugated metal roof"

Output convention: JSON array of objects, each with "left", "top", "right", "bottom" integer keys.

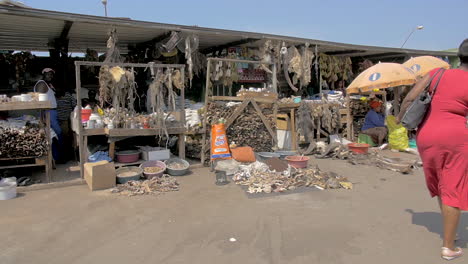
[{"left": 0, "top": 5, "right": 458, "bottom": 58}]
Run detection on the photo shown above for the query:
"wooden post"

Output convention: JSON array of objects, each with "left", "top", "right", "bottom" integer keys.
[
  {"left": 273, "top": 103, "right": 278, "bottom": 149},
  {"left": 201, "top": 59, "right": 212, "bottom": 164},
  {"left": 179, "top": 67, "right": 186, "bottom": 159},
  {"left": 44, "top": 110, "right": 52, "bottom": 183},
  {"left": 394, "top": 87, "right": 400, "bottom": 116},
  {"left": 75, "top": 62, "right": 85, "bottom": 178},
  {"left": 346, "top": 95, "right": 353, "bottom": 141},
  {"left": 109, "top": 142, "right": 115, "bottom": 160},
  {"left": 290, "top": 108, "right": 297, "bottom": 151},
  {"left": 316, "top": 119, "right": 321, "bottom": 141},
  {"left": 272, "top": 62, "right": 278, "bottom": 93}
]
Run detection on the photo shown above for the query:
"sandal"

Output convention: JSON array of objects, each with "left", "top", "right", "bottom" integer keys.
[{"left": 441, "top": 247, "right": 463, "bottom": 261}]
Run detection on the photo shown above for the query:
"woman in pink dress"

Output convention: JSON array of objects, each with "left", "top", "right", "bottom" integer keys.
[{"left": 398, "top": 39, "right": 468, "bottom": 261}]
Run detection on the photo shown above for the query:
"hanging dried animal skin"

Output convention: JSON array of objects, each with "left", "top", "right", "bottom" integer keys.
[
  {"left": 299, "top": 43, "right": 315, "bottom": 87},
  {"left": 287, "top": 46, "right": 303, "bottom": 85},
  {"left": 104, "top": 28, "right": 123, "bottom": 63},
  {"left": 126, "top": 69, "right": 137, "bottom": 113},
  {"left": 172, "top": 69, "right": 184, "bottom": 89},
  {"left": 98, "top": 65, "right": 114, "bottom": 107},
  {"left": 109, "top": 66, "right": 125, "bottom": 82}
]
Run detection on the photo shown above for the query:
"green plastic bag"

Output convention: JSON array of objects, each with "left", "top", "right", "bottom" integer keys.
[{"left": 386, "top": 115, "right": 409, "bottom": 151}]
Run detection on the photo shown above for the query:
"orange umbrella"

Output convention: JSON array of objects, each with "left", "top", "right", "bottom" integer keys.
[
  {"left": 403, "top": 56, "right": 450, "bottom": 77},
  {"left": 347, "top": 63, "right": 416, "bottom": 94}
]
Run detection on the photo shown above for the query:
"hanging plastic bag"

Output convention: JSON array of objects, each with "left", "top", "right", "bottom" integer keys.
[
  {"left": 211, "top": 120, "right": 232, "bottom": 160},
  {"left": 386, "top": 115, "right": 409, "bottom": 151}
]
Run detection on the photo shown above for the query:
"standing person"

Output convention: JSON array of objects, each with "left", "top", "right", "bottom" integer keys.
[
  {"left": 397, "top": 39, "right": 468, "bottom": 261},
  {"left": 56, "top": 88, "right": 76, "bottom": 163},
  {"left": 361, "top": 100, "right": 387, "bottom": 146},
  {"left": 34, "top": 68, "right": 61, "bottom": 162}
]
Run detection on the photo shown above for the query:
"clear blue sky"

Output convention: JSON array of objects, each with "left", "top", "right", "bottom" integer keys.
[{"left": 23, "top": 0, "right": 467, "bottom": 51}]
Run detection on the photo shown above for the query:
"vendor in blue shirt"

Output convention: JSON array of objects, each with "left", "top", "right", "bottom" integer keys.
[{"left": 361, "top": 100, "right": 387, "bottom": 146}]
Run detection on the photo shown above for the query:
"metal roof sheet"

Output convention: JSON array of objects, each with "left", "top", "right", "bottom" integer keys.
[{"left": 0, "top": 5, "right": 457, "bottom": 58}]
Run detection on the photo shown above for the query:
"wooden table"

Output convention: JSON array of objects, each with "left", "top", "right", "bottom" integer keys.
[{"left": 0, "top": 101, "right": 53, "bottom": 182}]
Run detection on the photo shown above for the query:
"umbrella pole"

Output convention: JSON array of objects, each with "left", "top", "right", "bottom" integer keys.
[{"left": 394, "top": 86, "right": 400, "bottom": 115}]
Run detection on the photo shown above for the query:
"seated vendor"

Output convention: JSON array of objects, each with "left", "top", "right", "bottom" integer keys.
[{"left": 361, "top": 100, "right": 387, "bottom": 146}]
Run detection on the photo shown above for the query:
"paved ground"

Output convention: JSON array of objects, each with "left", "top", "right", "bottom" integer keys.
[{"left": 1, "top": 155, "right": 467, "bottom": 264}]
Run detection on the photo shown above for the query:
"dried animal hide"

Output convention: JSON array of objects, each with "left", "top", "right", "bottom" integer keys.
[
  {"left": 315, "top": 143, "right": 416, "bottom": 174},
  {"left": 184, "top": 34, "right": 200, "bottom": 87},
  {"left": 287, "top": 46, "right": 303, "bottom": 85},
  {"left": 299, "top": 43, "right": 315, "bottom": 87},
  {"left": 98, "top": 65, "right": 114, "bottom": 107},
  {"left": 233, "top": 162, "right": 352, "bottom": 193},
  {"left": 103, "top": 28, "right": 123, "bottom": 64},
  {"left": 110, "top": 175, "right": 179, "bottom": 196}
]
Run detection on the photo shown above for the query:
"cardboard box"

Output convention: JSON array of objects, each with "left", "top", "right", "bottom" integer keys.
[
  {"left": 84, "top": 161, "right": 116, "bottom": 191},
  {"left": 276, "top": 114, "right": 291, "bottom": 130},
  {"left": 140, "top": 147, "right": 170, "bottom": 161}
]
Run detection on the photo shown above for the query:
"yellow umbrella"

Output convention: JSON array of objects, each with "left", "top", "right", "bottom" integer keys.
[
  {"left": 403, "top": 56, "right": 450, "bottom": 77},
  {"left": 346, "top": 63, "right": 416, "bottom": 94}
]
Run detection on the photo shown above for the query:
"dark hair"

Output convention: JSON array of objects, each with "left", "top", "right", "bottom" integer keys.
[
  {"left": 460, "top": 56, "right": 468, "bottom": 65},
  {"left": 458, "top": 39, "right": 468, "bottom": 62}
]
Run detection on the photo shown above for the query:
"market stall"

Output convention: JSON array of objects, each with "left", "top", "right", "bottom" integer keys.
[
  {"left": 74, "top": 61, "right": 187, "bottom": 178},
  {"left": 0, "top": 100, "right": 53, "bottom": 182},
  {"left": 345, "top": 63, "right": 417, "bottom": 143},
  {"left": 200, "top": 57, "right": 278, "bottom": 165}
]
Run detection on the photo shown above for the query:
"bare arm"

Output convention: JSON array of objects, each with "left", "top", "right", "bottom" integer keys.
[
  {"left": 35, "top": 82, "right": 49, "bottom": 93},
  {"left": 396, "top": 74, "right": 431, "bottom": 122}
]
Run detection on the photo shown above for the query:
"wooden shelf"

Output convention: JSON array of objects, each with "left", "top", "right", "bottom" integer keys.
[
  {"left": 81, "top": 128, "right": 106, "bottom": 136},
  {"left": 0, "top": 157, "right": 47, "bottom": 170},
  {"left": 0, "top": 101, "right": 52, "bottom": 111},
  {"left": 210, "top": 96, "right": 276, "bottom": 104},
  {"left": 113, "top": 159, "right": 145, "bottom": 168},
  {"left": 278, "top": 103, "right": 300, "bottom": 109},
  {"left": 105, "top": 127, "right": 186, "bottom": 137}
]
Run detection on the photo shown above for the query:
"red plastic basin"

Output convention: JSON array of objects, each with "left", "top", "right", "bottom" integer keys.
[
  {"left": 285, "top": 156, "right": 309, "bottom": 168},
  {"left": 348, "top": 143, "right": 370, "bottom": 154}
]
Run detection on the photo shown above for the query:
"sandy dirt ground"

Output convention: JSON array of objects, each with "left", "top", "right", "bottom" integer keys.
[{"left": 1, "top": 155, "right": 466, "bottom": 264}]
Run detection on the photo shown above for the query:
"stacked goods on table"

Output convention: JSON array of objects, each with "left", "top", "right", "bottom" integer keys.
[
  {"left": 226, "top": 104, "right": 276, "bottom": 153},
  {"left": 349, "top": 99, "right": 369, "bottom": 116},
  {"left": 205, "top": 101, "right": 238, "bottom": 126},
  {"left": 0, "top": 120, "right": 47, "bottom": 158}
]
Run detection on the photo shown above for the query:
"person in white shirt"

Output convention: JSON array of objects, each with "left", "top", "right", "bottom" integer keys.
[{"left": 34, "top": 68, "right": 61, "bottom": 161}]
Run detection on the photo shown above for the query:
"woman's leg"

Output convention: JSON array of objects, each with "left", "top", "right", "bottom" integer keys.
[{"left": 439, "top": 197, "right": 461, "bottom": 249}]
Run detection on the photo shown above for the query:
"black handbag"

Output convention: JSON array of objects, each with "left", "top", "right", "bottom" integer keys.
[{"left": 401, "top": 68, "right": 445, "bottom": 130}]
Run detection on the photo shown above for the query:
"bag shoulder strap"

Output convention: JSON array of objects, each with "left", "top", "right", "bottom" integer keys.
[{"left": 428, "top": 68, "right": 445, "bottom": 96}]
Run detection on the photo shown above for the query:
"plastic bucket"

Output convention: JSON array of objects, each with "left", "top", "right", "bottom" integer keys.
[
  {"left": 0, "top": 181, "right": 17, "bottom": 200},
  {"left": 81, "top": 109, "right": 92, "bottom": 122}
]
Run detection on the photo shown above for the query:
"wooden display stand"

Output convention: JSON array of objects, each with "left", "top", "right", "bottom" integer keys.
[
  {"left": 0, "top": 101, "right": 53, "bottom": 182},
  {"left": 74, "top": 61, "right": 187, "bottom": 178},
  {"left": 200, "top": 58, "right": 278, "bottom": 165}
]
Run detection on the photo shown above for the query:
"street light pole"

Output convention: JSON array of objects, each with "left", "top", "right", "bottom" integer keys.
[
  {"left": 101, "top": 0, "right": 108, "bottom": 17},
  {"left": 401, "top": 25, "right": 424, "bottom": 48}
]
